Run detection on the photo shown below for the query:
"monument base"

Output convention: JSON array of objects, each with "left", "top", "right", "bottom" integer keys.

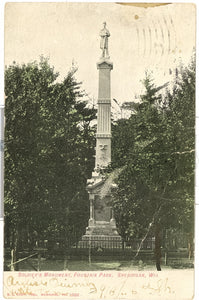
[
  {"left": 78, "top": 236, "right": 122, "bottom": 249},
  {"left": 78, "top": 170, "right": 122, "bottom": 249},
  {"left": 78, "top": 220, "right": 122, "bottom": 249}
]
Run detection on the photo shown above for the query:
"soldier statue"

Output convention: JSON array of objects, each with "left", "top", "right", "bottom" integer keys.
[{"left": 100, "top": 22, "right": 110, "bottom": 59}]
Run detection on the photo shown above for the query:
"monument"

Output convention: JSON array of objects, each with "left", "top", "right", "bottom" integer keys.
[{"left": 78, "top": 23, "right": 122, "bottom": 249}]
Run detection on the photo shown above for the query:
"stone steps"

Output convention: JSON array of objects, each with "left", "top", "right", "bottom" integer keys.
[{"left": 78, "top": 234, "right": 122, "bottom": 249}]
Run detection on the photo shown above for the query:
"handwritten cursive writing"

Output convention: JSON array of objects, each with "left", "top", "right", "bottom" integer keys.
[
  {"left": 6, "top": 275, "right": 97, "bottom": 295},
  {"left": 142, "top": 277, "right": 174, "bottom": 295},
  {"left": 7, "top": 276, "right": 48, "bottom": 288},
  {"left": 4, "top": 272, "right": 180, "bottom": 299}
]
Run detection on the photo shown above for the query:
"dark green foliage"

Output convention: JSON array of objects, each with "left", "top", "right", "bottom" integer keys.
[
  {"left": 111, "top": 59, "right": 195, "bottom": 260},
  {"left": 4, "top": 58, "right": 96, "bottom": 254}
]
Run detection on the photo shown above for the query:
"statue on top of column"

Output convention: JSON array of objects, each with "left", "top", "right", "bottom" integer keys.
[{"left": 100, "top": 22, "right": 110, "bottom": 59}]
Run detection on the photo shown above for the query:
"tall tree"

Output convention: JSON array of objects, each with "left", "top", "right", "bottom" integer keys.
[
  {"left": 4, "top": 58, "right": 96, "bottom": 269},
  {"left": 110, "top": 59, "right": 195, "bottom": 270}
]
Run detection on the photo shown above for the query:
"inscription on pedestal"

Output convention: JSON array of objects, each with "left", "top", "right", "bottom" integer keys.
[{"left": 94, "top": 195, "right": 111, "bottom": 222}]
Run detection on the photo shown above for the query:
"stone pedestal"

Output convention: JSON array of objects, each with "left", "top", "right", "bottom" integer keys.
[
  {"left": 78, "top": 172, "right": 122, "bottom": 249},
  {"left": 78, "top": 56, "right": 122, "bottom": 249}
]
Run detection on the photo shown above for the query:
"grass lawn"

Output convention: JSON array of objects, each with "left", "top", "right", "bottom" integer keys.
[{"left": 6, "top": 257, "right": 193, "bottom": 271}]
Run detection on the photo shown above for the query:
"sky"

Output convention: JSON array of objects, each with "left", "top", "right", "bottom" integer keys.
[{"left": 4, "top": 2, "right": 196, "bottom": 110}]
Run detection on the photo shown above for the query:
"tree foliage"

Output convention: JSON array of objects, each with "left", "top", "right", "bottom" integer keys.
[
  {"left": 110, "top": 58, "right": 195, "bottom": 268},
  {"left": 4, "top": 58, "right": 96, "bottom": 255}
]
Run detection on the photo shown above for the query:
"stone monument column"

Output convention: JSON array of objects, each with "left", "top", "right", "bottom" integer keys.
[
  {"left": 78, "top": 23, "right": 122, "bottom": 249},
  {"left": 95, "top": 60, "right": 112, "bottom": 170}
]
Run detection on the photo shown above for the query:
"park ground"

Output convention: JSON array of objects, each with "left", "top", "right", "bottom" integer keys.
[{"left": 4, "top": 257, "right": 194, "bottom": 272}]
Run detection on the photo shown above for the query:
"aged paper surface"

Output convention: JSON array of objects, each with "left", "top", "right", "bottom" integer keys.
[
  {"left": 3, "top": 2, "right": 196, "bottom": 300},
  {"left": 3, "top": 270, "right": 194, "bottom": 299}
]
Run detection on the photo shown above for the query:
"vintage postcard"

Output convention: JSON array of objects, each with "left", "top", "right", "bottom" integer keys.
[{"left": 2, "top": 2, "right": 197, "bottom": 299}]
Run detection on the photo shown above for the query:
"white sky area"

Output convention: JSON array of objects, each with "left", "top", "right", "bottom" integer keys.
[{"left": 4, "top": 3, "right": 196, "bottom": 109}]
